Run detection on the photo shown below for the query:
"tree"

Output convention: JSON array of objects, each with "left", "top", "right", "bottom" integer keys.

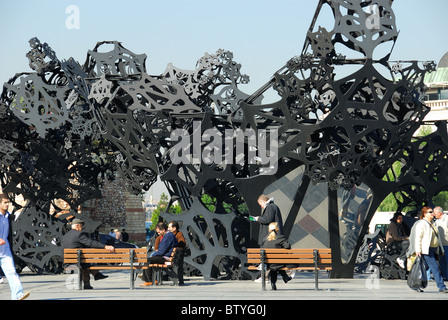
[
  {"left": 149, "top": 193, "right": 181, "bottom": 230},
  {"left": 377, "top": 125, "right": 448, "bottom": 213},
  {"left": 377, "top": 161, "right": 402, "bottom": 212},
  {"left": 200, "top": 193, "right": 249, "bottom": 215}
]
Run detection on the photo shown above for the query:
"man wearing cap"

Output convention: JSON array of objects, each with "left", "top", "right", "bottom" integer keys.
[
  {"left": 114, "top": 228, "right": 123, "bottom": 241},
  {"left": 63, "top": 218, "right": 115, "bottom": 289}
]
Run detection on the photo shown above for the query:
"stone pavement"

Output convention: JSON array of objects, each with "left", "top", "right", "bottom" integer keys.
[{"left": 1, "top": 269, "right": 447, "bottom": 302}]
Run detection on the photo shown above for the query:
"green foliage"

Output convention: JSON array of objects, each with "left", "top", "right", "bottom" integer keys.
[
  {"left": 378, "top": 161, "right": 403, "bottom": 212},
  {"left": 377, "top": 193, "right": 398, "bottom": 212},
  {"left": 434, "top": 191, "right": 448, "bottom": 210},
  {"left": 378, "top": 124, "right": 448, "bottom": 212},
  {"left": 200, "top": 193, "right": 249, "bottom": 214},
  {"left": 378, "top": 160, "right": 448, "bottom": 213},
  {"left": 416, "top": 125, "right": 433, "bottom": 138},
  {"left": 149, "top": 193, "right": 181, "bottom": 230}
]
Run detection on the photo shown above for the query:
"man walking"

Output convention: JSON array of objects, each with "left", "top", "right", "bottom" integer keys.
[
  {"left": 434, "top": 206, "right": 448, "bottom": 279},
  {"left": 0, "top": 194, "right": 30, "bottom": 300},
  {"left": 250, "top": 195, "right": 285, "bottom": 245}
]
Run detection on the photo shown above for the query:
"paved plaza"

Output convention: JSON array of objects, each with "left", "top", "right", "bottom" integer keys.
[
  {"left": 1, "top": 269, "right": 447, "bottom": 301},
  {"left": 0, "top": 269, "right": 443, "bottom": 319}
]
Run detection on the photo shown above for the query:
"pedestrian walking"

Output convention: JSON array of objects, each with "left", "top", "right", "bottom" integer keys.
[
  {"left": 0, "top": 194, "right": 30, "bottom": 300},
  {"left": 407, "top": 206, "right": 448, "bottom": 293}
]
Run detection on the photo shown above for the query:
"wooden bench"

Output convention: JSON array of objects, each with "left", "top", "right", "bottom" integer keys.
[
  {"left": 147, "top": 247, "right": 182, "bottom": 286},
  {"left": 63, "top": 248, "right": 147, "bottom": 290},
  {"left": 247, "top": 248, "right": 332, "bottom": 290}
]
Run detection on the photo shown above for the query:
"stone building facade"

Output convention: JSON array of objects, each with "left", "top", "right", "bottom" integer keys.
[
  {"left": 2, "top": 176, "right": 147, "bottom": 246},
  {"left": 81, "top": 177, "right": 146, "bottom": 245}
]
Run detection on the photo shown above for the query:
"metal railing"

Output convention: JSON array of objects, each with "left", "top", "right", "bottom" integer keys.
[{"left": 424, "top": 99, "right": 448, "bottom": 110}]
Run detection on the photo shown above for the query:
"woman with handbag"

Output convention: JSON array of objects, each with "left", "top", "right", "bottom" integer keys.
[{"left": 407, "top": 207, "right": 448, "bottom": 293}]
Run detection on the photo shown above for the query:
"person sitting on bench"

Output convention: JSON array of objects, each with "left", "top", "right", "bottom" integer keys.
[
  {"left": 62, "top": 218, "right": 115, "bottom": 289},
  {"left": 140, "top": 222, "right": 178, "bottom": 286},
  {"left": 386, "top": 212, "right": 409, "bottom": 269},
  {"left": 262, "top": 222, "right": 292, "bottom": 290}
]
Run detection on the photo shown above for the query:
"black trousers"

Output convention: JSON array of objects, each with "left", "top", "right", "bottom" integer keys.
[
  {"left": 390, "top": 240, "right": 410, "bottom": 260},
  {"left": 269, "top": 269, "right": 289, "bottom": 284},
  {"left": 176, "top": 252, "right": 185, "bottom": 284},
  {"left": 142, "top": 256, "right": 167, "bottom": 282}
]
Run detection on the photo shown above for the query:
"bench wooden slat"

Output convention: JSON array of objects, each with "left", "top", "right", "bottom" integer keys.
[
  {"left": 248, "top": 253, "right": 316, "bottom": 258},
  {"left": 64, "top": 254, "right": 146, "bottom": 259},
  {"left": 65, "top": 253, "right": 133, "bottom": 258},
  {"left": 247, "top": 248, "right": 331, "bottom": 253},
  {"left": 247, "top": 258, "right": 332, "bottom": 264},
  {"left": 64, "top": 248, "right": 146, "bottom": 253},
  {"left": 248, "top": 266, "right": 332, "bottom": 271},
  {"left": 87, "top": 266, "right": 145, "bottom": 270},
  {"left": 247, "top": 253, "right": 332, "bottom": 260},
  {"left": 63, "top": 258, "right": 148, "bottom": 263},
  {"left": 63, "top": 248, "right": 147, "bottom": 262},
  {"left": 64, "top": 258, "right": 147, "bottom": 263},
  {"left": 247, "top": 251, "right": 331, "bottom": 258},
  {"left": 67, "top": 259, "right": 136, "bottom": 264}
]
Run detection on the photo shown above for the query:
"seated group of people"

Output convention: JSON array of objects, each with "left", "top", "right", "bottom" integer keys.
[
  {"left": 140, "top": 220, "right": 186, "bottom": 286},
  {"left": 62, "top": 218, "right": 185, "bottom": 289}
]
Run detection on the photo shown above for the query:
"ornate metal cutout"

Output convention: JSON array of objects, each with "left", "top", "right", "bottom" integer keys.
[{"left": 0, "top": 0, "right": 443, "bottom": 279}]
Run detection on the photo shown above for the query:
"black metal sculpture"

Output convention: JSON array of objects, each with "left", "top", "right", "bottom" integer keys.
[{"left": 0, "top": 0, "right": 444, "bottom": 279}]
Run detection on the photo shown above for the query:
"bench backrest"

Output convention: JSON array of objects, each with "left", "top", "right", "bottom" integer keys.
[
  {"left": 148, "top": 247, "right": 181, "bottom": 266},
  {"left": 167, "top": 247, "right": 180, "bottom": 264},
  {"left": 64, "top": 248, "right": 147, "bottom": 265},
  {"left": 247, "top": 248, "right": 332, "bottom": 270}
]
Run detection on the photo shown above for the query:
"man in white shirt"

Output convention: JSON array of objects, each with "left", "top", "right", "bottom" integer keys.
[
  {"left": 0, "top": 194, "right": 30, "bottom": 300},
  {"left": 434, "top": 206, "right": 448, "bottom": 280}
]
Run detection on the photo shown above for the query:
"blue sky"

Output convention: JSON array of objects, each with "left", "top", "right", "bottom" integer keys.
[
  {"left": 1, "top": 0, "right": 448, "bottom": 93},
  {"left": 1, "top": 0, "right": 447, "bottom": 201}
]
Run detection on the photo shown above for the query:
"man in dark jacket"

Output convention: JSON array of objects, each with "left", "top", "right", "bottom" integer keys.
[
  {"left": 140, "top": 222, "right": 178, "bottom": 286},
  {"left": 250, "top": 195, "right": 285, "bottom": 245},
  {"left": 63, "top": 218, "right": 115, "bottom": 289}
]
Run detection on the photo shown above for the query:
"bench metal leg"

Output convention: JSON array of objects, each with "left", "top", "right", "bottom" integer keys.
[
  {"left": 147, "top": 265, "right": 180, "bottom": 287},
  {"left": 130, "top": 269, "right": 135, "bottom": 290},
  {"left": 158, "top": 269, "right": 163, "bottom": 285},
  {"left": 152, "top": 268, "right": 158, "bottom": 286},
  {"left": 261, "top": 249, "right": 266, "bottom": 291},
  {"left": 77, "top": 250, "right": 82, "bottom": 290},
  {"left": 169, "top": 268, "right": 179, "bottom": 286},
  {"left": 313, "top": 249, "right": 319, "bottom": 290},
  {"left": 172, "top": 274, "right": 179, "bottom": 286},
  {"left": 78, "top": 269, "right": 82, "bottom": 290},
  {"left": 130, "top": 249, "right": 135, "bottom": 290}
]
